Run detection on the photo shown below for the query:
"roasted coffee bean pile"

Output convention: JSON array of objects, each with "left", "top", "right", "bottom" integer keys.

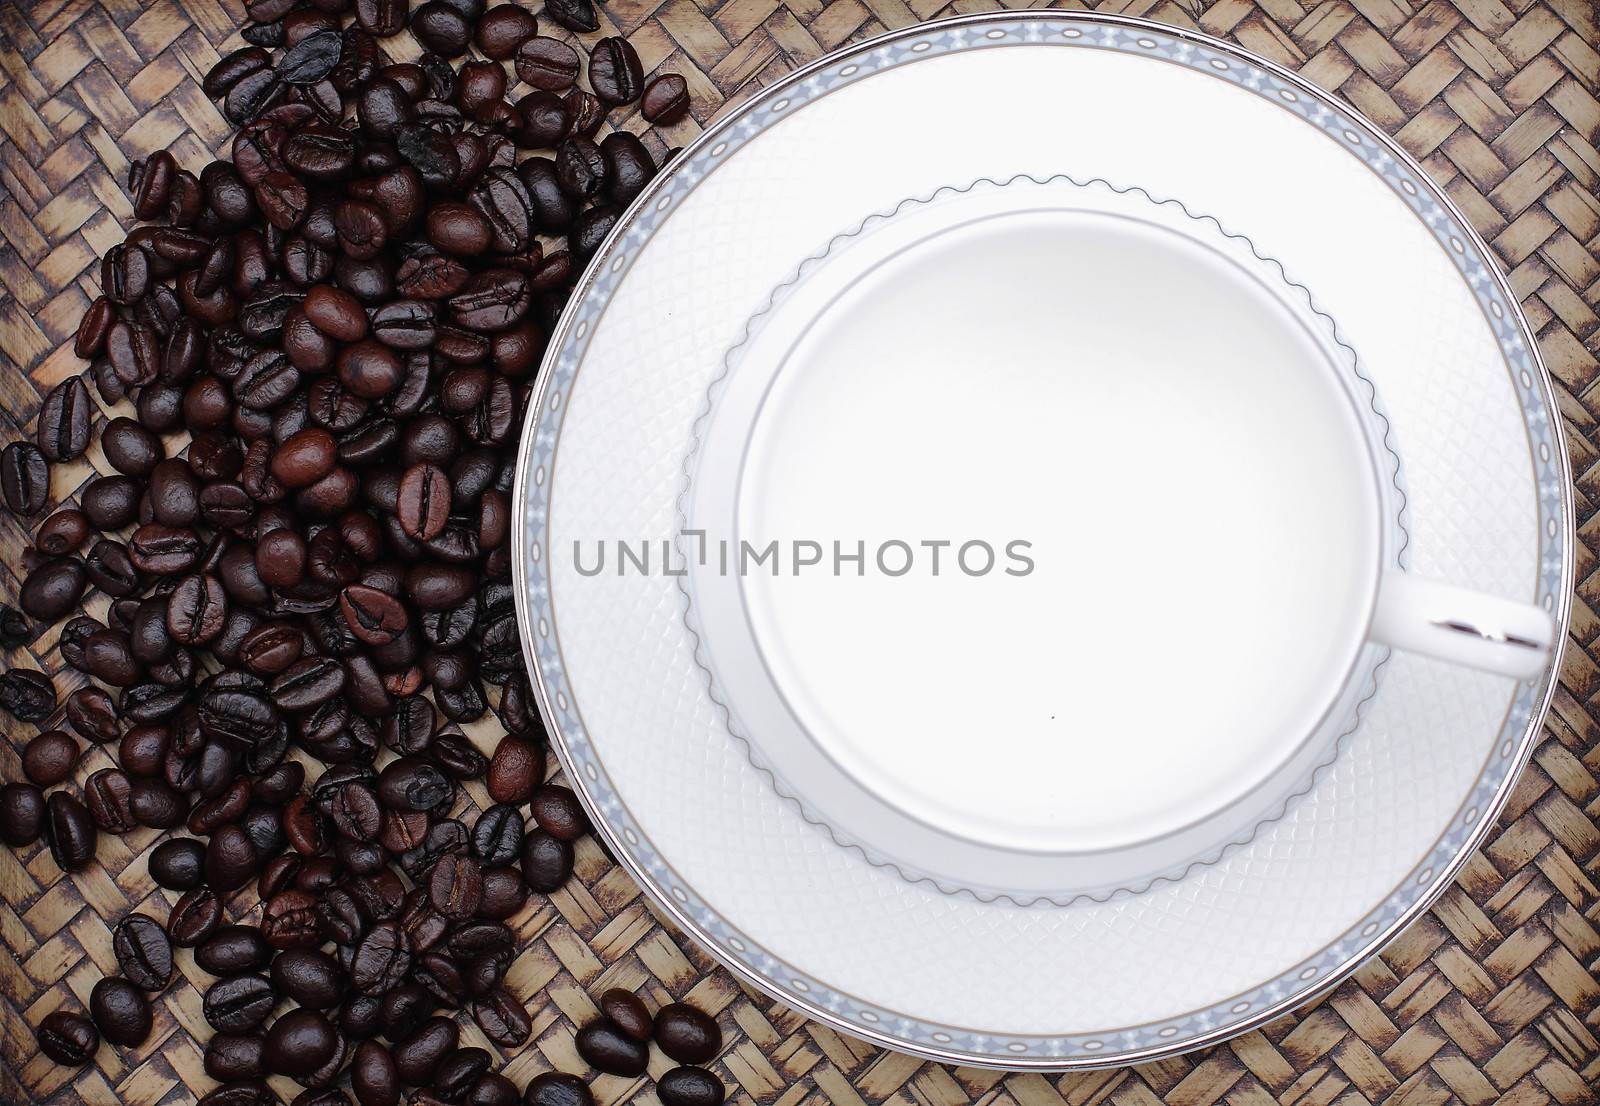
[{"left": 0, "top": 0, "right": 725, "bottom": 1102}]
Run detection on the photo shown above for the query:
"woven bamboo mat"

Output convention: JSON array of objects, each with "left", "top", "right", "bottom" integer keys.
[{"left": 0, "top": 0, "right": 1597, "bottom": 1103}]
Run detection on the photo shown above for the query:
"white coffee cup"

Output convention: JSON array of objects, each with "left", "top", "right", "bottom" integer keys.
[{"left": 683, "top": 176, "right": 1556, "bottom": 901}]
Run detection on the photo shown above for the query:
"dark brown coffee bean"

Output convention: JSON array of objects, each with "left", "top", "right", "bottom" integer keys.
[
  {"left": 338, "top": 340, "right": 402, "bottom": 399},
  {"left": 67, "top": 687, "right": 120, "bottom": 743},
  {"left": 394, "top": 1014, "right": 457, "bottom": 1085},
  {"left": 654, "top": 1003, "right": 721, "bottom": 1064},
  {"left": 339, "top": 583, "right": 408, "bottom": 645},
  {"left": 515, "top": 91, "right": 569, "bottom": 146},
  {"left": 352, "top": 921, "right": 412, "bottom": 995},
  {"left": 303, "top": 283, "right": 368, "bottom": 341},
  {"left": 396, "top": 463, "right": 451, "bottom": 539},
  {"left": 2, "top": 442, "right": 49, "bottom": 517},
  {"left": 0, "top": 782, "right": 46, "bottom": 847},
  {"left": 85, "top": 543, "right": 143, "bottom": 601},
  {"left": 599, "top": 989, "right": 652, "bottom": 1042},
  {"left": 657, "top": 1067, "right": 726, "bottom": 1106},
  {"left": 149, "top": 837, "right": 205, "bottom": 890},
  {"left": 204, "top": 974, "right": 277, "bottom": 1032},
  {"left": 641, "top": 72, "right": 689, "bottom": 124},
  {"left": 102, "top": 417, "right": 165, "bottom": 477},
  {"left": 85, "top": 768, "right": 137, "bottom": 833},
  {"left": 474, "top": 5, "right": 537, "bottom": 58},
  {"left": 2, "top": 667, "right": 59, "bottom": 721},
  {"left": 35, "top": 507, "right": 89, "bottom": 555},
  {"left": 514, "top": 37, "right": 579, "bottom": 90},
  {"left": 206, "top": 824, "right": 260, "bottom": 892},
  {"left": 197, "top": 1080, "right": 275, "bottom": 1106},
  {"left": 544, "top": 0, "right": 596, "bottom": 32},
  {"left": 38, "top": 1009, "right": 100, "bottom": 1067},
  {"left": 589, "top": 37, "right": 644, "bottom": 105},
  {"left": 576, "top": 1017, "right": 648, "bottom": 1076},
  {"left": 238, "top": 621, "right": 303, "bottom": 675},
  {"left": 412, "top": 1, "right": 471, "bottom": 55},
  {"left": 350, "top": 0, "right": 405, "bottom": 34},
  {"left": 103, "top": 242, "right": 151, "bottom": 305},
  {"left": 277, "top": 29, "right": 343, "bottom": 84},
  {"left": 37, "top": 375, "right": 92, "bottom": 461},
  {"left": 256, "top": 528, "right": 307, "bottom": 588},
  {"left": 555, "top": 137, "right": 606, "bottom": 199},
  {"left": 23, "top": 730, "right": 78, "bottom": 786},
  {"left": 169, "top": 887, "right": 223, "bottom": 947},
  {"left": 487, "top": 735, "right": 541, "bottom": 804},
  {"left": 113, "top": 913, "right": 175, "bottom": 991},
  {"left": 426, "top": 852, "right": 483, "bottom": 919},
  {"left": 271, "top": 428, "right": 338, "bottom": 488},
  {"left": 167, "top": 574, "right": 228, "bottom": 644},
  {"left": 205, "top": 1032, "right": 267, "bottom": 1082},
  {"left": 129, "top": 523, "right": 203, "bottom": 575},
  {"left": 602, "top": 132, "right": 656, "bottom": 207},
  {"left": 519, "top": 830, "right": 571, "bottom": 893},
  {"left": 91, "top": 977, "right": 152, "bottom": 1047},
  {"left": 530, "top": 784, "right": 587, "bottom": 842},
  {"left": 263, "top": 1007, "right": 338, "bottom": 1075},
  {"left": 351, "top": 1039, "right": 400, "bottom": 1106},
  {"left": 207, "top": 46, "right": 273, "bottom": 97},
  {"left": 82, "top": 474, "right": 141, "bottom": 529}
]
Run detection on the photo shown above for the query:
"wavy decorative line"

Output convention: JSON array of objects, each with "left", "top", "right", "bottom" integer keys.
[{"left": 672, "top": 173, "right": 1410, "bottom": 907}]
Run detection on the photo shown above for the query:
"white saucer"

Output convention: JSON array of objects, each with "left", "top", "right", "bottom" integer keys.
[{"left": 514, "top": 13, "right": 1571, "bottom": 1068}]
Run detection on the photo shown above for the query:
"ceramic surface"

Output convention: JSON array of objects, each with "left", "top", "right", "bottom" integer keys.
[{"left": 512, "top": 12, "right": 1572, "bottom": 1068}]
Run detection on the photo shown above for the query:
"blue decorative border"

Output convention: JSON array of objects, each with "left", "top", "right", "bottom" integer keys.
[{"left": 512, "top": 12, "right": 1573, "bottom": 1069}]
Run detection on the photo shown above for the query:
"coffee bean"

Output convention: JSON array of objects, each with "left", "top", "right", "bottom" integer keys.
[
  {"left": 544, "top": 0, "right": 597, "bottom": 32},
  {"left": 102, "top": 417, "right": 165, "bottom": 477},
  {"left": 169, "top": 887, "right": 224, "bottom": 948},
  {"left": 589, "top": 38, "right": 644, "bottom": 105},
  {"left": 205, "top": 1032, "right": 267, "bottom": 1082},
  {"left": 519, "top": 830, "right": 571, "bottom": 893},
  {"left": 85, "top": 768, "right": 138, "bottom": 833},
  {"left": 1, "top": 667, "right": 58, "bottom": 721},
  {"left": 206, "top": 824, "right": 260, "bottom": 892},
  {"left": 264, "top": 1007, "right": 338, "bottom": 1075},
  {"left": 599, "top": 989, "right": 652, "bottom": 1042},
  {"left": 271, "top": 428, "right": 338, "bottom": 487},
  {"left": 351, "top": 1039, "right": 400, "bottom": 1106},
  {"left": 37, "top": 1009, "right": 100, "bottom": 1067},
  {"left": 529, "top": 784, "right": 588, "bottom": 842},
  {"left": 352, "top": 921, "right": 411, "bottom": 995},
  {"left": 149, "top": 837, "right": 206, "bottom": 890},
  {"left": 2, "top": 442, "right": 49, "bottom": 517},
  {"left": 204, "top": 974, "right": 277, "bottom": 1032},
  {"left": 36, "top": 507, "right": 90, "bottom": 555},
  {"left": 277, "top": 29, "right": 343, "bottom": 84},
  {"left": 487, "top": 735, "right": 542, "bottom": 804},
  {"left": 395, "top": 1015, "right": 457, "bottom": 1084},
  {"left": 413, "top": 1, "right": 471, "bottom": 55},
  {"left": 459, "top": 9, "right": 528, "bottom": 63},
  {"left": 82, "top": 474, "right": 141, "bottom": 529},
  {"left": 654, "top": 1003, "right": 721, "bottom": 1064},
  {"left": 0, "top": 782, "right": 46, "bottom": 847},
  {"left": 91, "top": 977, "right": 153, "bottom": 1047},
  {"left": 641, "top": 73, "right": 689, "bottom": 124},
  {"left": 271, "top": 947, "right": 345, "bottom": 1009},
  {"left": 23, "top": 730, "right": 79, "bottom": 786},
  {"left": 113, "top": 914, "right": 175, "bottom": 991},
  {"left": 556, "top": 137, "right": 607, "bottom": 199},
  {"left": 657, "top": 1067, "right": 726, "bottom": 1106},
  {"left": 576, "top": 1017, "right": 648, "bottom": 1076},
  {"left": 168, "top": 574, "right": 229, "bottom": 644},
  {"left": 515, "top": 37, "right": 579, "bottom": 90}
]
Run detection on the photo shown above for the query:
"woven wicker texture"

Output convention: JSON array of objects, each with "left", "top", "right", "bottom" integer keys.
[{"left": 0, "top": 0, "right": 1597, "bottom": 1103}]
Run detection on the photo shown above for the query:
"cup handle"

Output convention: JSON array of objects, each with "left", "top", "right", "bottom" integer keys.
[{"left": 1372, "top": 571, "right": 1556, "bottom": 680}]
